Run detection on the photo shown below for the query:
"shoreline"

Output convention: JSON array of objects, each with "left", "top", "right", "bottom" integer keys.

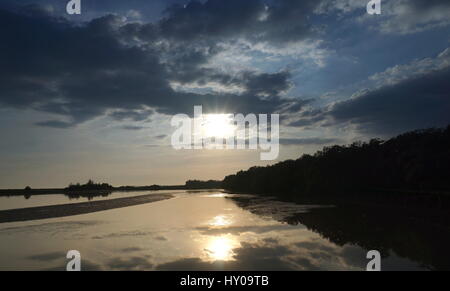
[
  {"left": 0, "top": 186, "right": 223, "bottom": 197},
  {"left": 0, "top": 187, "right": 184, "bottom": 196},
  {"left": 0, "top": 193, "right": 173, "bottom": 223}
]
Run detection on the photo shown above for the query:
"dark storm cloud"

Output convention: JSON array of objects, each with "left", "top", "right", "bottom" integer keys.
[
  {"left": 327, "top": 67, "right": 450, "bottom": 135},
  {"left": 126, "top": 0, "right": 322, "bottom": 86},
  {"left": 159, "top": 0, "right": 319, "bottom": 44},
  {"left": 0, "top": 3, "right": 307, "bottom": 128},
  {"left": 289, "top": 64, "right": 450, "bottom": 136},
  {"left": 284, "top": 43, "right": 450, "bottom": 136},
  {"left": 159, "top": 0, "right": 266, "bottom": 42},
  {"left": 243, "top": 71, "right": 293, "bottom": 96},
  {"left": 3, "top": 0, "right": 446, "bottom": 131},
  {"left": 19, "top": 3, "right": 54, "bottom": 17}
]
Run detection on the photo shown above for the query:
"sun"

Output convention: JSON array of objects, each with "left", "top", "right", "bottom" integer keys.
[{"left": 203, "top": 114, "right": 236, "bottom": 138}]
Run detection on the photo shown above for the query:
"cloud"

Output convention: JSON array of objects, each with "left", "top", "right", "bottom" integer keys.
[
  {"left": 2, "top": 0, "right": 446, "bottom": 133},
  {"left": 120, "top": 125, "right": 147, "bottom": 131},
  {"left": 27, "top": 252, "right": 64, "bottom": 262},
  {"left": 378, "top": 0, "right": 450, "bottom": 34},
  {"left": 159, "top": 0, "right": 320, "bottom": 44},
  {"left": 126, "top": 9, "right": 141, "bottom": 20},
  {"left": 319, "top": 0, "right": 450, "bottom": 35},
  {"left": 369, "top": 48, "right": 450, "bottom": 85},
  {"left": 279, "top": 137, "right": 341, "bottom": 146},
  {"left": 0, "top": 3, "right": 313, "bottom": 128},
  {"left": 278, "top": 99, "right": 314, "bottom": 114},
  {"left": 35, "top": 120, "right": 74, "bottom": 129},
  {"left": 120, "top": 247, "right": 143, "bottom": 253},
  {"left": 154, "top": 134, "right": 167, "bottom": 140},
  {"left": 109, "top": 109, "right": 154, "bottom": 122},
  {"left": 316, "top": 0, "right": 364, "bottom": 14},
  {"left": 285, "top": 108, "right": 327, "bottom": 128},
  {"left": 107, "top": 256, "right": 153, "bottom": 270},
  {"left": 327, "top": 61, "right": 450, "bottom": 135},
  {"left": 41, "top": 259, "right": 103, "bottom": 271},
  {"left": 287, "top": 47, "right": 450, "bottom": 136},
  {"left": 19, "top": 3, "right": 55, "bottom": 17}
]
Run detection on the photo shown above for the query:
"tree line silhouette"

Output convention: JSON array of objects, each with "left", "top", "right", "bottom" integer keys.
[
  {"left": 223, "top": 126, "right": 450, "bottom": 203},
  {"left": 65, "top": 179, "right": 114, "bottom": 192},
  {"left": 185, "top": 180, "right": 222, "bottom": 189}
]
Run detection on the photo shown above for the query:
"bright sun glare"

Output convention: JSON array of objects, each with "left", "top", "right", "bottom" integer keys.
[
  {"left": 206, "top": 236, "right": 235, "bottom": 261},
  {"left": 203, "top": 114, "right": 236, "bottom": 138}
]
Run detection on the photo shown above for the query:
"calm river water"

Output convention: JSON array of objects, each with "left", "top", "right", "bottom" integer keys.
[{"left": 0, "top": 190, "right": 448, "bottom": 270}]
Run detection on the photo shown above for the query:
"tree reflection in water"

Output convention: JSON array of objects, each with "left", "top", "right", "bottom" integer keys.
[{"left": 230, "top": 196, "right": 450, "bottom": 271}]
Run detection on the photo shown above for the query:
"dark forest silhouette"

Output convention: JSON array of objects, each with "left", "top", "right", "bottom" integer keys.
[
  {"left": 223, "top": 126, "right": 450, "bottom": 206},
  {"left": 185, "top": 180, "right": 222, "bottom": 189}
]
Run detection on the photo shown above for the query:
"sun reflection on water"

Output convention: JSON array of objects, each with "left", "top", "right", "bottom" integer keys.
[
  {"left": 209, "top": 214, "right": 232, "bottom": 227},
  {"left": 203, "top": 215, "right": 238, "bottom": 261},
  {"left": 205, "top": 235, "right": 238, "bottom": 261},
  {"left": 206, "top": 193, "right": 228, "bottom": 198}
]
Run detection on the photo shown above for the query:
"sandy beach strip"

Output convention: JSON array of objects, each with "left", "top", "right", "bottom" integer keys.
[{"left": 0, "top": 193, "right": 173, "bottom": 223}]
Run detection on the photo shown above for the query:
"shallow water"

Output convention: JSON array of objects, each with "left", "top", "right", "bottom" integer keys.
[{"left": 0, "top": 190, "right": 446, "bottom": 270}]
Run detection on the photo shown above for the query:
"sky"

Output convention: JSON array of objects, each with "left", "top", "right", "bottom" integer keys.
[{"left": 0, "top": 0, "right": 449, "bottom": 188}]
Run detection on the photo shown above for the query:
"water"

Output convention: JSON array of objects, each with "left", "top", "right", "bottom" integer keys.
[{"left": 0, "top": 190, "right": 447, "bottom": 271}]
